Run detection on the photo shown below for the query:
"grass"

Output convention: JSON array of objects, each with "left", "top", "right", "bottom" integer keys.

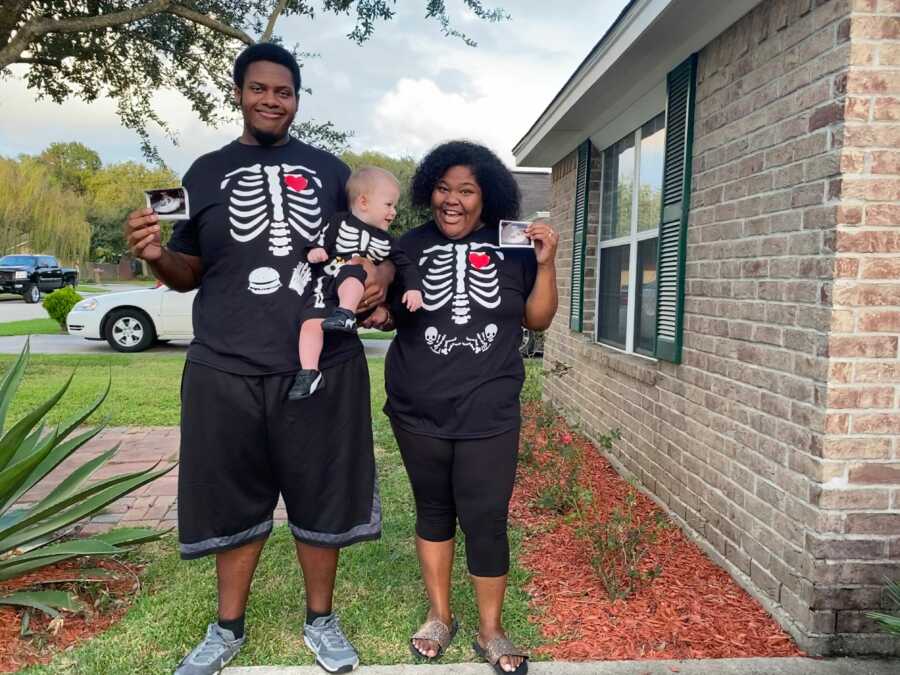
[
  {"left": 0, "top": 318, "right": 64, "bottom": 336},
  {"left": 360, "top": 329, "right": 396, "bottom": 341},
  {"left": 0, "top": 353, "right": 187, "bottom": 426},
  {"left": 16, "top": 358, "right": 545, "bottom": 673},
  {"left": 74, "top": 285, "right": 110, "bottom": 294}
]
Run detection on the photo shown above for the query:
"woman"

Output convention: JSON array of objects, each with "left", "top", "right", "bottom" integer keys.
[{"left": 378, "top": 141, "right": 558, "bottom": 674}]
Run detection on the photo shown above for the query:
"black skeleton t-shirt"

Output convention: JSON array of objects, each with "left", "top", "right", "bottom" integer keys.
[
  {"left": 167, "top": 138, "right": 360, "bottom": 375},
  {"left": 300, "top": 212, "right": 421, "bottom": 305},
  {"left": 384, "top": 220, "right": 538, "bottom": 438}
]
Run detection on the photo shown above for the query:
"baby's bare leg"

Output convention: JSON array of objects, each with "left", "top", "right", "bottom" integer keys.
[
  {"left": 337, "top": 276, "right": 365, "bottom": 313},
  {"left": 299, "top": 319, "right": 325, "bottom": 371}
]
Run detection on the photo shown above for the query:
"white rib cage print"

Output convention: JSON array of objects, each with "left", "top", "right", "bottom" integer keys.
[
  {"left": 419, "top": 242, "right": 503, "bottom": 326},
  {"left": 335, "top": 220, "right": 392, "bottom": 263},
  {"left": 220, "top": 163, "right": 324, "bottom": 257}
]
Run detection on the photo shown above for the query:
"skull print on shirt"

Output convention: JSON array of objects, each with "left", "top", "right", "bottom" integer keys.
[
  {"left": 220, "top": 162, "right": 324, "bottom": 295},
  {"left": 419, "top": 241, "right": 503, "bottom": 355}
]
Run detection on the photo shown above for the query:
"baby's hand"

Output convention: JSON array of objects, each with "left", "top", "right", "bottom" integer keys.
[
  {"left": 403, "top": 289, "right": 423, "bottom": 312},
  {"left": 307, "top": 248, "right": 328, "bottom": 263}
]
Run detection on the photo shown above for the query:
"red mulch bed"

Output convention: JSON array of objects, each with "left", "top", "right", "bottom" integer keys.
[
  {"left": 0, "top": 558, "right": 142, "bottom": 672},
  {"left": 512, "top": 402, "right": 803, "bottom": 661}
]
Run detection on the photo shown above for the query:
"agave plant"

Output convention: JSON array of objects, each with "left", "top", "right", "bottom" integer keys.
[
  {"left": 0, "top": 340, "right": 173, "bottom": 617},
  {"left": 867, "top": 579, "right": 900, "bottom": 635}
]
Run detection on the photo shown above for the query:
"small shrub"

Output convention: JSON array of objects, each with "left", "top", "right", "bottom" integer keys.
[
  {"left": 534, "top": 435, "right": 591, "bottom": 517},
  {"left": 519, "top": 438, "right": 536, "bottom": 467},
  {"left": 580, "top": 488, "right": 666, "bottom": 601},
  {"left": 42, "top": 286, "right": 83, "bottom": 328}
]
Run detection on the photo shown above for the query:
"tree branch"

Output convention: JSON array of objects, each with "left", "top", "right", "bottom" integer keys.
[
  {"left": 261, "top": 0, "right": 290, "bottom": 42},
  {"left": 1, "top": 1, "right": 173, "bottom": 70},
  {"left": 0, "top": 0, "right": 254, "bottom": 71},
  {"left": 167, "top": 4, "right": 254, "bottom": 45}
]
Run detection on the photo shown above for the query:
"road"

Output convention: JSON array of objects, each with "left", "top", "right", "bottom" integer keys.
[
  {"left": 0, "top": 284, "right": 150, "bottom": 322},
  {"left": 0, "top": 333, "right": 391, "bottom": 357}
]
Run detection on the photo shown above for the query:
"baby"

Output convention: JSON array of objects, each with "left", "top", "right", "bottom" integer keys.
[{"left": 289, "top": 166, "right": 422, "bottom": 400}]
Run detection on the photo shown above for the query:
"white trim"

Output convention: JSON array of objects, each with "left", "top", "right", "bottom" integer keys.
[
  {"left": 514, "top": 0, "right": 670, "bottom": 165},
  {"left": 593, "top": 113, "right": 662, "bottom": 355},
  {"left": 513, "top": 0, "right": 765, "bottom": 167},
  {"left": 595, "top": 338, "right": 660, "bottom": 364}
]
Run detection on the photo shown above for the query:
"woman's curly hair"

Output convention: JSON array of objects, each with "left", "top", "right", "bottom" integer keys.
[{"left": 410, "top": 140, "right": 520, "bottom": 228}]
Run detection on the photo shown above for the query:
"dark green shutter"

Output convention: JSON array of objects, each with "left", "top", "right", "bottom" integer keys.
[
  {"left": 654, "top": 54, "right": 697, "bottom": 363},
  {"left": 570, "top": 140, "right": 591, "bottom": 332}
]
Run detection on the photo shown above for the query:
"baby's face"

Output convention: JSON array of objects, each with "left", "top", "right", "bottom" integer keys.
[{"left": 357, "top": 180, "right": 400, "bottom": 231}]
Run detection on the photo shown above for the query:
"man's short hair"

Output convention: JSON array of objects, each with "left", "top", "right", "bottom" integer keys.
[
  {"left": 346, "top": 166, "right": 400, "bottom": 204},
  {"left": 233, "top": 43, "right": 301, "bottom": 93}
]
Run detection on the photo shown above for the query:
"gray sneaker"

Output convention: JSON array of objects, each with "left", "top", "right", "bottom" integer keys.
[
  {"left": 174, "top": 623, "right": 245, "bottom": 674},
  {"left": 303, "top": 613, "right": 360, "bottom": 673}
]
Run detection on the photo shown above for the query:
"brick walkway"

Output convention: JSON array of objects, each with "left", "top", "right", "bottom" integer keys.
[{"left": 16, "top": 427, "right": 288, "bottom": 535}]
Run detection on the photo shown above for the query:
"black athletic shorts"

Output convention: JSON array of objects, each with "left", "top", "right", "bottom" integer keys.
[
  {"left": 177, "top": 352, "right": 381, "bottom": 559},
  {"left": 303, "top": 264, "right": 369, "bottom": 320}
]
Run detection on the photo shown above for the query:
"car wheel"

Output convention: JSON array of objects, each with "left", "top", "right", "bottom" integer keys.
[
  {"left": 520, "top": 328, "right": 536, "bottom": 358},
  {"left": 23, "top": 284, "right": 40, "bottom": 304},
  {"left": 104, "top": 309, "right": 156, "bottom": 352}
]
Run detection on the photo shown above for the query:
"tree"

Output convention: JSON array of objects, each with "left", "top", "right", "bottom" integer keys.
[
  {"left": 1, "top": 1, "right": 507, "bottom": 158},
  {"left": 341, "top": 150, "right": 428, "bottom": 236},
  {"left": 0, "top": 157, "right": 91, "bottom": 262},
  {"left": 84, "top": 161, "right": 179, "bottom": 262},
  {"left": 36, "top": 141, "right": 102, "bottom": 194}
]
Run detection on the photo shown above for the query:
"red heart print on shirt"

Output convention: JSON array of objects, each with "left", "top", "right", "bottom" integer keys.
[
  {"left": 285, "top": 175, "right": 308, "bottom": 191},
  {"left": 469, "top": 252, "right": 490, "bottom": 269}
]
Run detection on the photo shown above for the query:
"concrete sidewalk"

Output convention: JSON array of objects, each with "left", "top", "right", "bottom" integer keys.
[{"left": 226, "top": 657, "right": 899, "bottom": 674}]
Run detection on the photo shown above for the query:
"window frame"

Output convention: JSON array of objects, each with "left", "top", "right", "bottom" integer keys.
[{"left": 593, "top": 114, "right": 665, "bottom": 358}]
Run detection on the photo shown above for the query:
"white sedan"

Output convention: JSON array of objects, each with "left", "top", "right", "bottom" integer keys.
[{"left": 67, "top": 285, "right": 196, "bottom": 352}]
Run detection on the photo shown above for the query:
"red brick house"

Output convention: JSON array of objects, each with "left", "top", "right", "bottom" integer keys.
[{"left": 514, "top": 0, "right": 900, "bottom": 656}]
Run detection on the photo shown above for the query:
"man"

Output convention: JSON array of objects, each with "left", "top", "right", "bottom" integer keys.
[{"left": 124, "top": 43, "right": 389, "bottom": 675}]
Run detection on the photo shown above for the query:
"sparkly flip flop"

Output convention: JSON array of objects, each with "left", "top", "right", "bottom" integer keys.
[
  {"left": 473, "top": 636, "right": 529, "bottom": 675},
  {"left": 409, "top": 616, "right": 459, "bottom": 661}
]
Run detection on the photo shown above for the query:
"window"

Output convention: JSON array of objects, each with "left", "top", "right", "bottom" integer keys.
[{"left": 596, "top": 113, "right": 665, "bottom": 356}]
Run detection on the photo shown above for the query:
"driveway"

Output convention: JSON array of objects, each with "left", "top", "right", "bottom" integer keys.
[
  {"left": 0, "top": 284, "right": 151, "bottom": 322},
  {"left": 0, "top": 333, "right": 391, "bottom": 357}
]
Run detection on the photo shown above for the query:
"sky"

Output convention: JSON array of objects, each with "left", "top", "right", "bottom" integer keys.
[{"left": 0, "top": 1, "right": 629, "bottom": 175}]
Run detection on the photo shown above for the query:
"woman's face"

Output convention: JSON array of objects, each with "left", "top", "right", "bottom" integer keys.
[{"left": 431, "top": 165, "right": 483, "bottom": 240}]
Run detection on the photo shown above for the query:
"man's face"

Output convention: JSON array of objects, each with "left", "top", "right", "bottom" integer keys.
[{"left": 234, "top": 60, "right": 298, "bottom": 145}]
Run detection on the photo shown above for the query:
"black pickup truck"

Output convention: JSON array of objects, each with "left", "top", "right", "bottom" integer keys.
[{"left": 0, "top": 255, "right": 78, "bottom": 303}]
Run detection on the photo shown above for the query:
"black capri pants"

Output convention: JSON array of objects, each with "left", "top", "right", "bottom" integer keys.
[{"left": 391, "top": 422, "right": 519, "bottom": 577}]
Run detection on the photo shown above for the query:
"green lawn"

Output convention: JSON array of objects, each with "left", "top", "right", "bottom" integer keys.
[
  {"left": 75, "top": 284, "right": 110, "bottom": 294},
  {"left": 0, "top": 353, "right": 187, "bottom": 426},
  {"left": 15, "top": 357, "right": 544, "bottom": 673},
  {"left": 360, "top": 329, "right": 396, "bottom": 340},
  {"left": 0, "top": 318, "right": 64, "bottom": 336}
]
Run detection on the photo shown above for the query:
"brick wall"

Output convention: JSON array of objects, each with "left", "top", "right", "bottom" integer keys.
[
  {"left": 543, "top": 0, "right": 900, "bottom": 655},
  {"left": 822, "top": 0, "right": 900, "bottom": 646}
]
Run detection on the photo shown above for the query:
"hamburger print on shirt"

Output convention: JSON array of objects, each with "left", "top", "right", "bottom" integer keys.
[{"left": 167, "top": 138, "right": 357, "bottom": 376}]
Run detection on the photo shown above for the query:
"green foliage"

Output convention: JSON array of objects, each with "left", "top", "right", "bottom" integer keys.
[
  {"left": 0, "top": 341, "right": 171, "bottom": 620},
  {"left": 84, "top": 161, "right": 178, "bottom": 262},
  {"left": 867, "top": 579, "right": 900, "bottom": 635},
  {"left": 3, "top": 1, "right": 508, "bottom": 160},
  {"left": 341, "top": 150, "right": 430, "bottom": 237},
  {"left": 292, "top": 120, "right": 354, "bottom": 155},
  {"left": 36, "top": 142, "right": 102, "bottom": 195},
  {"left": 0, "top": 157, "right": 91, "bottom": 263},
  {"left": 520, "top": 361, "right": 543, "bottom": 404},
  {"left": 534, "top": 434, "right": 590, "bottom": 517},
  {"left": 577, "top": 486, "right": 666, "bottom": 601},
  {"left": 41, "top": 288, "right": 83, "bottom": 329}
]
